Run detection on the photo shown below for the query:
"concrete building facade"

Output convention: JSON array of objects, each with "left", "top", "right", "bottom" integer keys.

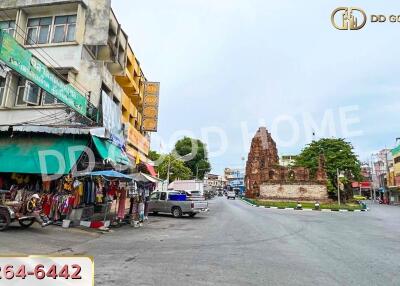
[{"left": 0, "top": 0, "right": 152, "bottom": 162}]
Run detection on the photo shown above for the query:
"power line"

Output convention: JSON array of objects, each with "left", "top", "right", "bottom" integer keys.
[
  {"left": 0, "top": 10, "right": 92, "bottom": 97},
  {"left": 0, "top": 12, "right": 97, "bottom": 126},
  {"left": 0, "top": 78, "right": 73, "bottom": 125}
]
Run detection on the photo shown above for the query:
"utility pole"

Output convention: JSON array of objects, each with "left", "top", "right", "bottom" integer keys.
[
  {"left": 385, "top": 149, "right": 391, "bottom": 204},
  {"left": 337, "top": 168, "right": 341, "bottom": 206},
  {"left": 166, "top": 156, "right": 171, "bottom": 191}
]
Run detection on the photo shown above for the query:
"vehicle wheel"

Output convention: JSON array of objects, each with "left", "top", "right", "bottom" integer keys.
[
  {"left": 19, "top": 219, "right": 35, "bottom": 228},
  {"left": 233, "top": 198, "right": 236, "bottom": 200},
  {"left": 172, "top": 207, "right": 182, "bottom": 218},
  {"left": 189, "top": 213, "right": 197, "bottom": 218},
  {"left": 0, "top": 209, "right": 11, "bottom": 231}
]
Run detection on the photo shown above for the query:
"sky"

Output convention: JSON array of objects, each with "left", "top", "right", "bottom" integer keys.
[{"left": 113, "top": 0, "right": 400, "bottom": 174}]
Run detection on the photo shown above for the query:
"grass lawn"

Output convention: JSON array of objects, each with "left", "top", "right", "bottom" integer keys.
[{"left": 243, "top": 198, "right": 362, "bottom": 211}]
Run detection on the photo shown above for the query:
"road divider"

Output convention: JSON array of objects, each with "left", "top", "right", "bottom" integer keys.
[{"left": 240, "top": 198, "right": 367, "bottom": 213}]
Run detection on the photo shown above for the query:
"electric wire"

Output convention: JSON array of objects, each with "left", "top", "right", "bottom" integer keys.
[
  {"left": 0, "top": 11, "right": 97, "bottom": 126},
  {"left": 0, "top": 10, "right": 92, "bottom": 97}
]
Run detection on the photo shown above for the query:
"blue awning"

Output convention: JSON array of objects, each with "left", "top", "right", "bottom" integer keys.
[{"left": 84, "top": 170, "right": 132, "bottom": 181}]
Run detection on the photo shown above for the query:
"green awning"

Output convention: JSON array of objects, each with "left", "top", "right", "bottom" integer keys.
[
  {"left": 0, "top": 136, "right": 88, "bottom": 174},
  {"left": 92, "top": 136, "right": 131, "bottom": 166}
]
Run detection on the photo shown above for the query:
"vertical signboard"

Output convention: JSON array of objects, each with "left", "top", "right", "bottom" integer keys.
[
  {"left": 0, "top": 30, "right": 87, "bottom": 116},
  {"left": 101, "top": 91, "right": 122, "bottom": 136},
  {"left": 142, "top": 82, "right": 160, "bottom": 132}
]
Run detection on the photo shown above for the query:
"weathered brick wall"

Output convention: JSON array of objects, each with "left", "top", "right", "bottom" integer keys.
[{"left": 260, "top": 183, "right": 329, "bottom": 201}]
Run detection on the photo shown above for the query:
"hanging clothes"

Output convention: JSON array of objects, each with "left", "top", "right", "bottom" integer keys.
[{"left": 117, "top": 187, "right": 127, "bottom": 219}]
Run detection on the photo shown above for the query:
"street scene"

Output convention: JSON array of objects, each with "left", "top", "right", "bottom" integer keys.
[
  {"left": 1, "top": 198, "right": 400, "bottom": 285},
  {"left": 0, "top": 0, "right": 400, "bottom": 286}
]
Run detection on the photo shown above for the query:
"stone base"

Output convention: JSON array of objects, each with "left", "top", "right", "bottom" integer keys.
[{"left": 259, "top": 183, "right": 329, "bottom": 201}]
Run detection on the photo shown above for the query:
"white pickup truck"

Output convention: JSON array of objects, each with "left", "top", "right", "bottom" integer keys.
[{"left": 148, "top": 190, "right": 209, "bottom": 218}]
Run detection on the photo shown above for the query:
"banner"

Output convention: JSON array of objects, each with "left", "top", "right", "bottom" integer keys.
[
  {"left": 101, "top": 91, "right": 122, "bottom": 136},
  {"left": 142, "top": 82, "right": 160, "bottom": 132},
  {"left": 0, "top": 30, "right": 87, "bottom": 116}
]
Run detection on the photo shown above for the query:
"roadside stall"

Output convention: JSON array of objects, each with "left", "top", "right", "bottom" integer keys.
[
  {"left": 71, "top": 170, "right": 133, "bottom": 229},
  {"left": 130, "top": 172, "right": 161, "bottom": 222}
]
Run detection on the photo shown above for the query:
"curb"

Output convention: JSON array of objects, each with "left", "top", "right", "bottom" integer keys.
[{"left": 240, "top": 199, "right": 366, "bottom": 213}]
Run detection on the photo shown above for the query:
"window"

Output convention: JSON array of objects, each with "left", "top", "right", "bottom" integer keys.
[
  {"left": 0, "top": 77, "right": 6, "bottom": 106},
  {"left": 16, "top": 78, "right": 27, "bottom": 106},
  {"left": 15, "top": 77, "right": 61, "bottom": 107},
  {"left": 26, "top": 17, "right": 52, "bottom": 45},
  {"left": 0, "top": 20, "right": 15, "bottom": 37},
  {"left": 52, "top": 15, "right": 76, "bottom": 43},
  {"left": 150, "top": 193, "right": 160, "bottom": 201},
  {"left": 160, "top": 192, "right": 167, "bottom": 201},
  {"left": 42, "top": 91, "right": 60, "bottom": 105},
  {"left": 24, "top": 81, "right": 41, "bottom": 105}
]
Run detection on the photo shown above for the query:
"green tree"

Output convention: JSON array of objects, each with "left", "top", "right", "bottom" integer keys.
[
  {"left": 295, "top": 138, "right": 362, "bottom": 200},
  {"left": 157, "top": 154, "right": 193, "bottom": 182},
  {"left": 174, "top": 137, "right": 211, "bottom": 179},
  {"left": 148, "top": 150, "right": 161, "bottom": 162}
]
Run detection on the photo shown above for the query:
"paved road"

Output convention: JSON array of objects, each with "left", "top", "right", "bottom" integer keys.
[{"left": 1, "top": 198, "right": 400, "bottom": 285}]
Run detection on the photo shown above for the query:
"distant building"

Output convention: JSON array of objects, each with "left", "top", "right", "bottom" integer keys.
[
  {"left": 280, "top": 155, "right": 297, "bottom": 167},
  {"left": 390, "top": 146, "right": 400, "bottom": 204},
  {"left": 204, "top": 173, "right": 225, "bottom": 189},
  {"left": 224, "top": 168, "right": 245, "bottom": 193}
]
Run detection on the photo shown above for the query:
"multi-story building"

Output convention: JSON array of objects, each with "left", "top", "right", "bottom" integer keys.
[
  {"left": 0, "top": 0, "right": 157, "bottom": 169},
  {"left": 224, "top": 168, "right": 245, "bottom": 193},
  {"left": 390, "top": 145, "right": 400, "bottom": 204}
]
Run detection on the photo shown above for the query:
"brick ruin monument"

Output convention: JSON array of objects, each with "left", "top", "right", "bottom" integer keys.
[{"left": 245, "top": 127, "right": 329, "bottom": 201}]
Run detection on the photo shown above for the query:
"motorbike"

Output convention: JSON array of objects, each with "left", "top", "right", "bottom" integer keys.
[{"left": 0, "top": 190, "right": 36, "bottom": 231}]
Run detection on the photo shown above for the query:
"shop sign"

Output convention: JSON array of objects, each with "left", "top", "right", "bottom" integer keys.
[
  {"left": 142, "top": 82, "right": 160, "bottom": 132},
  {"left": 102, "top": 91, "right": 122, "bottom": 137},
  {"left": 127, "top": 126, "right": 150, "bottom": 155},
  {"left": 0, "top": 30, "right": 87, "bottom": 116}
]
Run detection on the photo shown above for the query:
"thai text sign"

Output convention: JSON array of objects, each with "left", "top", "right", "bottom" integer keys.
[
  {"left": 0, "top": 31, "right": 87, "bottom": 115},
  {"left": 128, "top": 125, "right": 150, "bottom": 155},
  {"left": 142, "top": 82, "right": 160, "bottom": 132}
]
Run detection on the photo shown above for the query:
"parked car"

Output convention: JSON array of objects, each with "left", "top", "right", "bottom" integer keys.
[
  {"left": 227, "top": 190, "right": 236, "bottom": 200},
  {"left": 148, "top": 191, "right": 209, "bottom": 218}
]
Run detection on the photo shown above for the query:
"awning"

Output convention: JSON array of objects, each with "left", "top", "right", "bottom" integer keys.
[
  {"left": 144, "top": 163, "right": 157, "bottom": 177},
  {"left": 92, "top": 136, "right": 131, "bottom": 166},
  {"left": 83, "top": 170, "right": 132, "bottom": 182},
  {"left": 131, "top": 172, "right": 162, "bottom": 183},
  {"left": 0, "top": 135, "right": 88, "bottom": 174}
]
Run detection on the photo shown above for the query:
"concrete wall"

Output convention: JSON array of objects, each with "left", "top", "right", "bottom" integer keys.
[
  {"left": 260, "top": 183, "right": 329, "bottom": 201},
  {"left": 84, "top": 0, "right": 110, "bottom": 45}
]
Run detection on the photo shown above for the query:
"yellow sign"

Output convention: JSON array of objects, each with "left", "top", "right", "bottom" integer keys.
[
  {"left": 127, "top": 126, "right": 150, "bottom": 155},
  {"left": 142, "top": 82, "right": 160, "bottom": 132},
  {"left": 126, "top": 145, "right": 147, "bottom": 162},
  {"left": 142, "top": 119, "right": 158, "bottom": 131},
  {"left": 143, "top": 106, "right": 158, "bottom": 117},
  {"left": 331, "top": 7, "right": 367, "bottom": 30}
]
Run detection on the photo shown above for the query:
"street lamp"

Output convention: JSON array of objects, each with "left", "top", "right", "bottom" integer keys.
[{"left": 337, "top": 169, "right": 345, "bottom": 206}]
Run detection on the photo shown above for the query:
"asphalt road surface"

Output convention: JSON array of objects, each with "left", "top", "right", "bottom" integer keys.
[{"left": 1, "top": 197, "right": 400, "bottom": 286}]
